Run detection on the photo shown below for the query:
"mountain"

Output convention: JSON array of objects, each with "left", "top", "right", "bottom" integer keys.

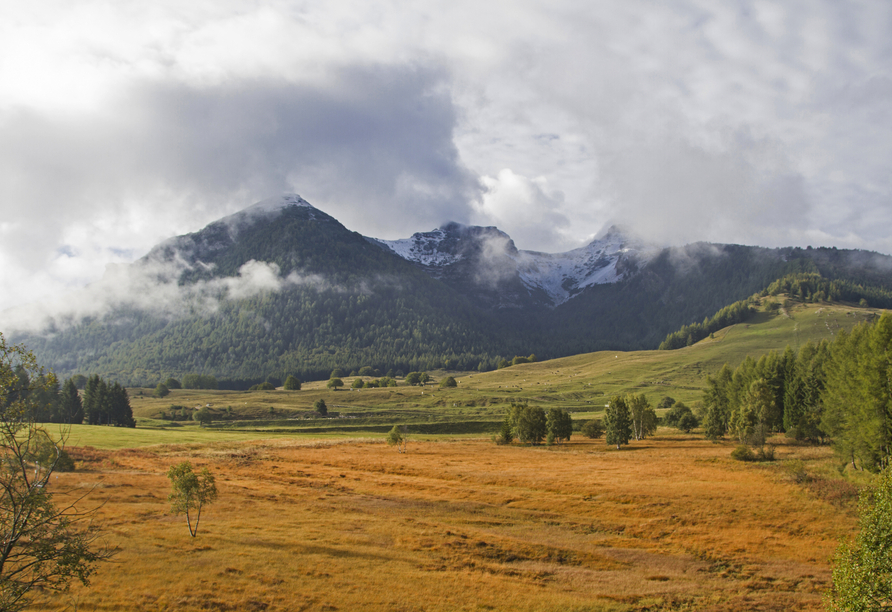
[
  {"left": 8, "top": 194, "right": 892, "bottom": 386},
  {"left": 372, "top": 223, "right": 645, "bottom": 308}
]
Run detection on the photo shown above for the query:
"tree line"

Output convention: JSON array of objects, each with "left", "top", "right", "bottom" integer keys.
[
  {"left": 701, "top": 312, "right": 892, "bottom": 472},
  {"left": 0, "top": 369, "right": 135, "bottom": 428}
]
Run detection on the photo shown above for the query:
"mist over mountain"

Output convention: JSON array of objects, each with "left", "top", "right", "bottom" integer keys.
[{"left": 7, "top": 194, "right": 892, "bottom": 387}]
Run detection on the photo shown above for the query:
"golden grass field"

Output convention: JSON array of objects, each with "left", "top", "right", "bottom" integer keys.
[
  {"left": 20, "top": 300, "right": 877, "bottom": 611},
  {"left": 41, "top": 433, "right": 857, "bottom": 612}
]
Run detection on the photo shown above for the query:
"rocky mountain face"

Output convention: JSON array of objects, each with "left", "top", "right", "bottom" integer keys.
[{"left": 373, "top": 222, "right": 650, "bottom": 309}]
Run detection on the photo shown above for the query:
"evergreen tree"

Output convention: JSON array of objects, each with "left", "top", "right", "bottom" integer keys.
[
  {"left": 108, "top": 383, "right": 135, "bottom": 427},
  {"left": 59, "top": 378, "right": 83, "bottom": 424},
  {"left": 702, "top": 365, "right": 733, "bottom": 440},
  {"left": 822, "top": 321, "right": 888, "bottom": 471},
  {"left": 82, "top": 375, "right": 103, "bottom": 425}
]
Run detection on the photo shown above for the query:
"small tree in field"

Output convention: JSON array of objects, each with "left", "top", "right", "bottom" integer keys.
[
  {"left": 193, "top": 406, "right": 213, "bottom": 427},
  {"left": 546, "top": 408, "right": 573, "bottom": 444},
  {"left": 167, "top": 462, "right": 217, "bottom": 537},
  {"left": 314, "top": 399, "right": 328, "bottom": 416},
  {"left": 605, "top": 397, "right": 632, "bottom": 450},
  {"left": 283, "top": 375, "right": 301, "bottom": 390},
  {"left": 387, "top": 425, "right": 407, "bottom": 453},
  {"left": 327, "top": 378, "right": 343, "bottom": 391}
]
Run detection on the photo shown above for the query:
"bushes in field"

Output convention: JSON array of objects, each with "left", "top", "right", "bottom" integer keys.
[{"left": 497, "top": 403, "right": 571, "bottom": 446}]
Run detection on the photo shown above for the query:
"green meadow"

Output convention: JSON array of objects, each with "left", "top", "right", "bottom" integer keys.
[{"left": 69, "top": 299, "right": 879, "bottom": 450}]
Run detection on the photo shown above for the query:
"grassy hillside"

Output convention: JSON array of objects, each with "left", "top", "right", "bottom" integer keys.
[{"left": 94, "top": 298, "right": 882, "bottom": 448}]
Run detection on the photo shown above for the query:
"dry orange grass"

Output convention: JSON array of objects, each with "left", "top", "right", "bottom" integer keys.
[{"left": 41, "top": 436, "right": 853, "bottom": 612}]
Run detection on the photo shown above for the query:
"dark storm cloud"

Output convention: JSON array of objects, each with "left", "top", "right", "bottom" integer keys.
[{"left": 0, "top": 63, "right": 479, "bottom": 311}]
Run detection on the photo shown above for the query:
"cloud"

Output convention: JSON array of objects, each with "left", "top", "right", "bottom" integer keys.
[
  {"left": 601, "top": 128, "right": 812, "bottom": 248},
  {"left": 472, "top": 169, "right": 572, "bottom": 252},
  {"left": 1, "top": 0, "right": 892, "bottom": 314},
  {"left": 2, "top": 258, "right": 329, "bottom": 334},
  {"left": 0, "top": 64, "right": 478, "bottom": 311}
]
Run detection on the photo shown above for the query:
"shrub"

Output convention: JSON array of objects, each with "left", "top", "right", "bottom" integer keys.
[
  {"left": 314, "top": 399, "right": 328, "bottom": 416},
  {"left": 731, "top": 445, "right": 756, "bottom": 462},
  {"left": 677, "top": 412, "right": 699, "bottom": 433},
  {"left": 582, "top": 418, "right": 604, "bottom": 439},
  {"left": 248, "top": 382, "right": 275, "bottom": 391}
]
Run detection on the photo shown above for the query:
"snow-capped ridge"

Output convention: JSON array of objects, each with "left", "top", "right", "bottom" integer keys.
[{"left": 375, "top": 221, "right": 651, "bottom": 306}]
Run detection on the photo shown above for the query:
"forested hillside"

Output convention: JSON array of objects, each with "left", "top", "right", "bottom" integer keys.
[{"left": 10, "top": 199, "right": 892, "bottom": 387}]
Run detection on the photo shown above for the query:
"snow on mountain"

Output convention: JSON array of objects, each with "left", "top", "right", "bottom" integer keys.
[
  {"left": 245, "top": 193, "right": 315, "bottom": 215},
  {"left": 514, "top": 231, "right": 634, "bottom": 305},
  {"left": 376, "top": 228, "right": 463, "bottom": 268},
  {"left": 375, "top": 223, "right": 650, "bottom": 307}
]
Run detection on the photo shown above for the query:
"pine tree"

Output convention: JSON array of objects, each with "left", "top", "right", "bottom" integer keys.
[{"left": 59, "top": 378, "right": 83, "bottom": 424}]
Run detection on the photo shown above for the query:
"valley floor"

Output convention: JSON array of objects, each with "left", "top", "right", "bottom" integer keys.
[{"left": 48, "top": 435, "right": 853, "bottom": 612}]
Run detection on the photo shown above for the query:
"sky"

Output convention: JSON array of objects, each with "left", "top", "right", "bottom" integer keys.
[{"left": 1, "top": 0, "right": 891, "bottom": 314}]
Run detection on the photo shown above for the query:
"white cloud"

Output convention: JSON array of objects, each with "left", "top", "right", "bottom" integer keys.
[
  {"left": 2, "top": 257, "right": 329, "bottom": 334},
  {"left": 0, "top": 0, "right": 891, "bottom": 313}
]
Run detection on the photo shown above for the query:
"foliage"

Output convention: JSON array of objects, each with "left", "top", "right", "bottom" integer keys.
[
  {"left": 283, "top": 375, "right": 301, "bottom": 390},
  {"left": 193, "top": 407, "right": 213, "bottom": 427},
  {"left": 327, "top": 378, "right": 344, "bottom": 391},
  {"left": 59, "top": 379, "right": 84, "bottom": 425},
  {"left": 605, "top": 396, "right": 633, "bottom": 450},
  {"left": 628, "top": 394, "right": 657, "bottom": 441},
  {"left": 657, "top": 396, "right": 676, "bottom": 411},
  {"left": 153, "top": 382, "right": 170, "bottom": 398},
  {"left": 165, "top": 377, "right": 181, "bottom": 390},
  {"left": 494, "top": 415, "right": 513, "bottom": 445},
  {"left": 545, "top": 408, "right": 572, "bottom": 444},
  {"left": 386, "top": 425, "right": 407, "bottom": 453},
  {"left": 0, "top": 333, "right": 109, "bottom": 611},
  {"left": 440, "top": 376, "right": 457, "bottom": 388},
  {"left": 248, "top": 382, "right": 275, "bottom": 391},
  {"left": 581, "top": 418, "right": 604, "bottom": 439},
  {"left": 827, "top": 467, "right": 892, "bottom": 610},
  {"left": 506, "top": 403, "right": 547, "bottom": 445},
  {"left": 659, "top": 298, "right": 755, "bottom": 350},
  {"left": 82, "top": 376, "right": 135, "bottom": 427},
  {"left": 314, "top": 399, "right": 327, "bottom": 416},
  {"left": 822, "top": 313, "right": 892, "bottom": 472},
  {"left": 664, "top": 401, "right": 692, "bottom": 426},
  {"left": 730, "top": 444, "right": 775, "bottom": 462},
  {"left": 167, "top": 462, "right": 218, "bottom": 537},
  {"left": 182, "top": 374, "right": 218, "bottom": 390},
  {"left": 677, "top": 412, "right": 699, "bottom": 433},
  {"left": 730, "top": 445, "right": 756, "bottom": 462}
]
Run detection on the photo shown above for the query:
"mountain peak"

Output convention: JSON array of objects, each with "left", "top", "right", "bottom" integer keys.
[{"left": 245, "top": 193, "right": 315, "bottom": 214}]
